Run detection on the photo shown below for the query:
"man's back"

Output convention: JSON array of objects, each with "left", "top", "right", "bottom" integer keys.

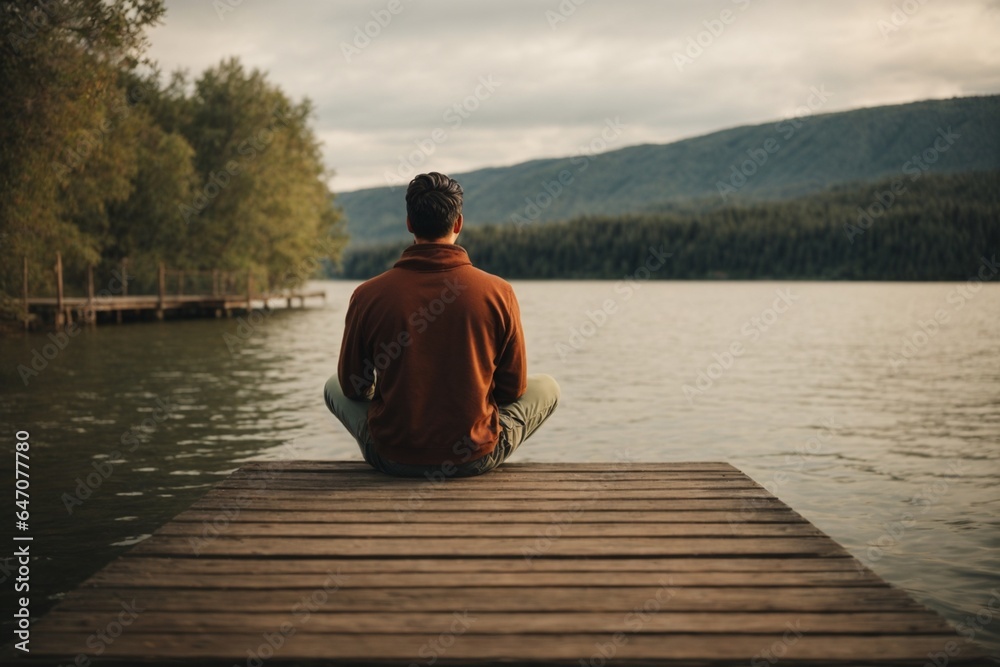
[
  {"left": 326, "top": 171, "right": 557, "bottom": 477},
  {"left": 338, "top": 242, "right": 526, "bottom": 465}
]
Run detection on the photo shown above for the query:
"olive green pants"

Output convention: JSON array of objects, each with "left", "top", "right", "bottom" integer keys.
[{"left": 323, "top": 374, "right": 560, "bottom": 477}]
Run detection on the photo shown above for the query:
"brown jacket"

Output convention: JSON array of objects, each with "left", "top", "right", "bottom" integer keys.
[{"left": 338, "top": 243, "right": 526, "bottom": 465}]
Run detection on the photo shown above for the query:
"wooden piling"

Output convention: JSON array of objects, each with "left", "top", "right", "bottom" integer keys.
[
  {"left": 54, "top": 252, "right": 64, "bottom": 328},
  {"left": 156, "top": 262, "right": 165, "bottom": 320},
  {"left": 116, "top": 258, "right": 127, "bottom": 323},
  {"left": 22, "top": 256, "right": 28, "bottom": 330},
  {"left": 86, "top": 265, "right": 95, "bottom": 324},
  {"left": 246, "top": 269, "right": 254, "bottom": 312}
]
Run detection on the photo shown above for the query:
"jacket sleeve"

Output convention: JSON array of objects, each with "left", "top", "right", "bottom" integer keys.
[
  {"left": 338, "top": 289, "right": 373, "bottom": 400},
  {"left": 492, "top": 286, "right": 528, "bottom": 404}
]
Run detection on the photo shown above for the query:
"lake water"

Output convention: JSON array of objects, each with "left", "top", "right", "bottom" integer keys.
[{"left": 2, "top": 280, "right": 999, "bottom": 655}]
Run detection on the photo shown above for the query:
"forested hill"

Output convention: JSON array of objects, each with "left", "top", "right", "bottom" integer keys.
[
  {"left": 340, "top": 170, "right": 1000, "bottom": 282},
  {"left": 339, "top": 95, "right": 1000, "bottom": 244}
]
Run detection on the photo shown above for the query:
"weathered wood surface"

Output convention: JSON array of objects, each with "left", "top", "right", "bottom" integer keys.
[
  {"left": 27, "top": 291, "right": 325, "bottom": 312},
  {"left": 6, "top": 461, "right": 985, "bottom": 666}
]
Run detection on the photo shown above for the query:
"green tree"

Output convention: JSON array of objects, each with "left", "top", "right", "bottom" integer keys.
[
  {"left": 176, "top": 58, "right": 345, "bottom": 288},
  {"left": 104, "top": 78, "right": 199, "bottom": 270},
  {"left": 0, "top": 0, "right": 165, "bottom": 307}
]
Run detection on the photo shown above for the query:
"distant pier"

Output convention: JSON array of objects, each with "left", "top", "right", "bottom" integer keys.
[
  {"left": 3, "top": 461, "right": 985, "bottom": 665},
  {"left": 19, "top": 253, "right": 325, "bottom": 328}
]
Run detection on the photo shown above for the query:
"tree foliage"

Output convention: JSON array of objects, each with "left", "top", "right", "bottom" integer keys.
[
  {"left": 174, "top": 59, "right": 344, "bottom": 289},
  {"left": 1, "top": 1, "right": 164, "bottom": 288},
  {"left": 0, "top": 1, "right": 346, "bottom": 313}
]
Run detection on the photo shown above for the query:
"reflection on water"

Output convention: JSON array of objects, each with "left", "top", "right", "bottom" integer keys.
[{"left": 1, "top": 280, "right": 998, "bottom": 653}]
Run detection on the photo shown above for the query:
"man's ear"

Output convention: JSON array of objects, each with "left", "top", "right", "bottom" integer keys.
[
  {"left": 453, "top": 214, "right": 464, "bottom": 236},
  {"left": 406, "top": 217, "right": 414, "bottom": 234}
]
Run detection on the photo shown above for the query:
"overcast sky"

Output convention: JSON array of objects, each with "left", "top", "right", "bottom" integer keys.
[{"left": 147, "top": 0, "right": 1000, "bottom": 192}]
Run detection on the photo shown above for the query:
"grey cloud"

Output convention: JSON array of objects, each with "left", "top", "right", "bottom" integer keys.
[{"left": 148, "top": 0, "right": 1000, "bottom": 191}]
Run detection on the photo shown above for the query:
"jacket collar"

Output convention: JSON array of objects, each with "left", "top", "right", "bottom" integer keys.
[{"left": 394, "top": 243, "right": 472, "bottom": 272}]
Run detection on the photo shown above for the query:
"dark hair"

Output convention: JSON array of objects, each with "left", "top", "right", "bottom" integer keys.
[{"left": 405, "top": 172, "right": 463, "bottom": 240}]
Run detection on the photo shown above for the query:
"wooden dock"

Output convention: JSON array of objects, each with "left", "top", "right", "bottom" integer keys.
[
  {"left": 26, "top": 291, "right": 326, "bottom": 325},
  {"left": 19, "top": 253, "right": 325, "bottom": 327},
  {"left": 7, "top": 461, "right": 985, "bottom": 665}
]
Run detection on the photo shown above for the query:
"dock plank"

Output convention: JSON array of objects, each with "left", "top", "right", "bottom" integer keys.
[
  {"left": 171, "top": 509, "right": 807, "bottom": 523},
  {"left": 128, "top": 535, "right": 853, "bottom": 558},
  {"left": 20, "top": 632, "right": 981, "bottom": 664},
  {"left": 203, "top": 487, "right": 777, "bottom": 499},
  {"left": 87, "top": 555, "right": 870, "bottom": 574},
  {"left": 50, "top": 585, "right": 925, "bottom": 613},
  {"left": 7, "top": 461, "right": 984, "bottom": 666},
  {"left": 153, "top": 521, "right": 824, "bottom": 537},
  {"left": 84, "top": 569, "right": 891, "bottom": 589},
  {"left": 190, "top": 497, "right": 790, "bottom": 511},
  {"left": 33, "top": 610, "right": 957, "bottom": 635}
]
